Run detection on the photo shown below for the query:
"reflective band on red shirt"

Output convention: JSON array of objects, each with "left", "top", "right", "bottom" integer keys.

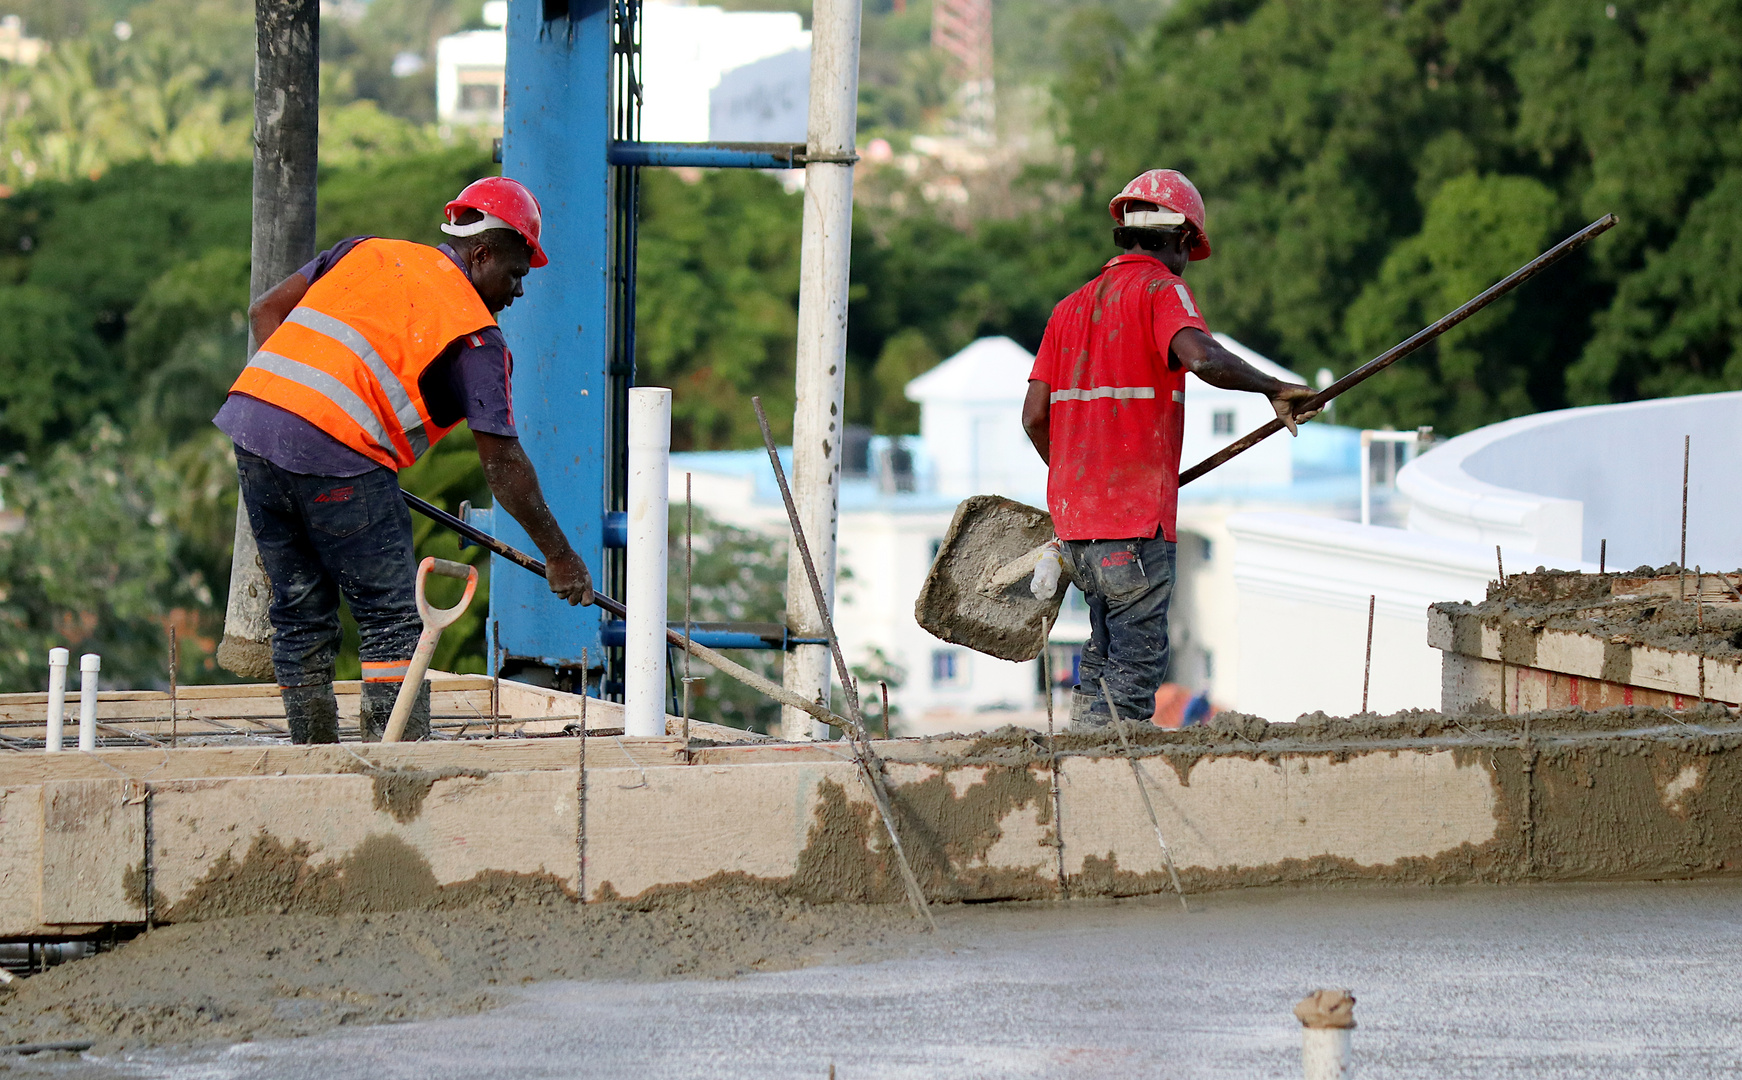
[{"left": 1050, "top": 386, "right": 1157, "bottom": 404}]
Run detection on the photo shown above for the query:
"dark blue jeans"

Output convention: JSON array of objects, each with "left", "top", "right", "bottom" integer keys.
[
  {"left": 235, "top": 449, "right": 420, "bottom": 688},
  {"left": 1063, "top": 534, "right": 1175, "bottom": 725}
]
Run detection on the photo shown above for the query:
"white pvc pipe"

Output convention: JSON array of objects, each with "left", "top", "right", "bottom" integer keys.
[
  {"left": 45, "top": 647, "right": 69, "bottom": 753},
  {"left": 1302, "top": 1027, "right": 1352, "bottom": 1079},
  {"left": 77, "top": 653, "right": 100, "bottom": 752},
  {"left": 625, "top": 387, "right": 671, "bottom": 738},
  {"left": 781, "top": 0, "right": 862, "bottom": 741}
]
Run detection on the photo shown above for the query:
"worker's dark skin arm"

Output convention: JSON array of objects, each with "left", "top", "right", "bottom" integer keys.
[
  {"left": 1171, "top": 328, "right": 1320, "bottom": 435},
  {"left": 248, "top": 272, "right": 310, "bottom": 346},
  {"left": 474, "top": 431, "right": 594, "bottom": 605},
  {"left": 1022, "top": 381, "right": 1052, "bottom": 465}
]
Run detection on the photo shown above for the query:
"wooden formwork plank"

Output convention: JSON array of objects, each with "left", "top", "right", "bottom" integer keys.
[
  {"left": 0, "top": 785, "right": 43, "bottom": 936},
  {"left": 1057, "top": 751, "right": 1500, "bottom": 882},
  {"left": 0, "top": 737, "right": 684, "bottom": 786},
  {"left": 584, "top": 761, "right": 862, "bottom": 901},
  {"left": 39, "top": 780, "right": 145, "bottom": 925},
  {"left": 149, "top": 769, "right": 581, "bottom": 917}
]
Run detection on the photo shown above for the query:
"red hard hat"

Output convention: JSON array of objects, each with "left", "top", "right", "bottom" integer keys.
[
  {"left": 1108, "top": 169, "right": 1211, "bottom": 261},
  {"left": 443, "top": 176, "right": 549, "bottom": 268}
]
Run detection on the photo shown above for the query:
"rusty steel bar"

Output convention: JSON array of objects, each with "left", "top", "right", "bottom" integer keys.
[{"left": 1180, "top": 214, "right": 1617, "bottom": 487}]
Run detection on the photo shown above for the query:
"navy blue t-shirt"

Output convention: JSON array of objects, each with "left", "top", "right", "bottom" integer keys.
[{"left": 214, "top": 238, "right": 516, "bottom": 476}]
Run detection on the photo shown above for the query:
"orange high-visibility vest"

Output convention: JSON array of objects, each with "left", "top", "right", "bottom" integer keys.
[{"left": 230, "top": 238, "right": 496, "bottom": 470}]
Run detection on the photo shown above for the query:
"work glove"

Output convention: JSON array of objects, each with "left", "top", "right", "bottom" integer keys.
[{"left": 1030, "top": 538, "right": 1067, "bottom": 601}]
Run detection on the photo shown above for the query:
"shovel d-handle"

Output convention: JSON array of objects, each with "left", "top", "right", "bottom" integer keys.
[{"left": 381, "top": 557, "right": 480, "bottom": 743}]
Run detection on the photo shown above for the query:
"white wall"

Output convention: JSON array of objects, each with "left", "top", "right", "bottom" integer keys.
[
  {"left": 709, "top": 47, "right": 809, "bottom": 143},
  {"left": 639, "top": 4, "right": 811, "bottom": 142},
  {"left": 1227, "top": 513, "right": 1585, "bottom": 720},
  {"left": 1402, "top": 390, "right": 1742, "bottom": 571}
]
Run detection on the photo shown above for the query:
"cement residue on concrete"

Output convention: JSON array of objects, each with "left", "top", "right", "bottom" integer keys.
[
  {"left": 1444, "top": 565, "right": 1742, "bottom": 658},
  {"left": 0, "top": 881, "right": 917, "bottom": 1053}
]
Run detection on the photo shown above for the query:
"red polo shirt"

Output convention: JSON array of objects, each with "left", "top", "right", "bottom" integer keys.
[{"left": 1028, "top": 253, "right": 1209, "bottom": 542}]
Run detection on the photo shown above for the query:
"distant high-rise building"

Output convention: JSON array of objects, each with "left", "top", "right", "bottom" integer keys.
[{"left": 930, "top": 0, "right": 994, "bottom": 139}]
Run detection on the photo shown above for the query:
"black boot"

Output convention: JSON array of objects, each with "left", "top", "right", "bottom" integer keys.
[
  {"left": 281, "top": 684, "right": 340, "bottom": 744},
  {"left": 359, "top": 680, "right": 430, "bottom": 742}
]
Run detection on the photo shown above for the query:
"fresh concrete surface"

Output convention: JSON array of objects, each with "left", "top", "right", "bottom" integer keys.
[{"left": 20, "top": 880, "right": 1742, "bottom": 1079}]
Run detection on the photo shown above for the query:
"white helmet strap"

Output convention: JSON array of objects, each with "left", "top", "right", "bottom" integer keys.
[
  {"left": 441, "top": 211, "right": 515, "bottom": 238},
  {"left": 1122, "top": 208, "right": 1188, "bottom": 228}
]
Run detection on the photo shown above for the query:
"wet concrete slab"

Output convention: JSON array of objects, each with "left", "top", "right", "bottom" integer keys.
[{"left": 23, "top": 880, "right": 1742, "bottom": 1079}]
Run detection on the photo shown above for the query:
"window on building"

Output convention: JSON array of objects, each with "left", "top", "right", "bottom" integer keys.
[
  {"left": 459, "top": 80, "right": 501, "bottom": 112},
  {"left": 931, "top": 649, "right": 960, "bottom": 686},
  {"left": 1212, "top": 410, "right": 1237, "bottom": 436},
  {"left": 1199, "top": 536, "right": 1213, "bottom": 562},
  {"left": 1203, "top": 650, "right": 1214, "bottom": 680},
  {"left": 929, "top": 539, "right": 942, "bottom": 563}
]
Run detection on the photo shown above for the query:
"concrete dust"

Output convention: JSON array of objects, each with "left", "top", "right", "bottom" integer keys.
[{"left": 0, "top": 880, "right": 918, "bottom": 1053}]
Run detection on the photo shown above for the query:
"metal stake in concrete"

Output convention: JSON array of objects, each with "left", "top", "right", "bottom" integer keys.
[
  {"left": 781, "top": 0, "right": 863, "bottom": 742},
  {"left": 682, "top": 472, "right": 695, "bottom": 752},
  {"left": 1295, "top": 988, "right": 1356, "bottom": 1079},
  {"left": 1681, "top": 434, "right": 1690, "bottom": 600},
  {"left": 754, "top": 396, "right": 935, "bottom": 931},
  {"left": 1600, "top": 538, "right": 1606, "bottom": 575},
  {"left": 1361, "top": 594, "right": 1375, "bottom": 714},
  {"left": 625, "top": 388, "right": 672, "bottom": 738},
  {"left": 45, "top": 648, "right": 68, "bottom": 753},
  {"left": 1100, "top": 679, "right": 1187, "bottom": 912}
]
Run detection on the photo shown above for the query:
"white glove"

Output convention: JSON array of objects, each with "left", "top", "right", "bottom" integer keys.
[{"left": 1030, "top": 539, "right": 1066, "bottom": 601}]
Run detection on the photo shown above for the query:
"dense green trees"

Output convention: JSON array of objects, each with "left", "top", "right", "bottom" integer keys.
[{"left": 1052, "top": 0, "right": 1742, "bottom": 430}]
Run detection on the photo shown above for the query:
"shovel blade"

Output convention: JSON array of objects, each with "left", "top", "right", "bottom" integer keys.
[{"left": 915, "top": 495, "right": 1065, "bottom": 662}]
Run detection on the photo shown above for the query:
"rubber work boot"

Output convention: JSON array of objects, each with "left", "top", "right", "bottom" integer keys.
[
  {"left": 281, "top": 684, "right": 340, "bottom": 744},
  {"left": 359, "top": 679, "right": 430, "bottom": 742}
]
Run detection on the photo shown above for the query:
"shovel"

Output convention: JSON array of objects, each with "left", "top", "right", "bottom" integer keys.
[{"left": 381, "top": 556, "right": 479, "bottom": 743}]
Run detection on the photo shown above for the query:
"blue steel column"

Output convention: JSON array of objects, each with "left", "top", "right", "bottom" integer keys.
[{"left": 492, "top": 1, "right": 612, "bottom": 675}]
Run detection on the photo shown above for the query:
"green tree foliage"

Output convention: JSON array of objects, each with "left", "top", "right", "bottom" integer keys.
[
  {"left": 666, "top": 504, "right": 786, "bottom": 733},
  {"left": 1047, "top": 0, "right": 1742, "bottom": 432},
  {"left": 636, "top": 169, "right": 803, "bottom": 449}
]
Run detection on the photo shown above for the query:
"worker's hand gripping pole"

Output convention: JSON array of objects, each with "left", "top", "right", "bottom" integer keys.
[
  {"left": 1178, "top": 214, "right": 1617, "bottom": 486},
  {"left": 381, "top": 557, "right": 478, "bottom": 744}
]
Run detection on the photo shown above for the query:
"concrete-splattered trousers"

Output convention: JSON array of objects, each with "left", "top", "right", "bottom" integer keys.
[
  {"left": 235, "top": 448, "right": 428, "bottom": 741},
  {"left": 1062, "top": 533, "right": 1175, "bottom": 725}
]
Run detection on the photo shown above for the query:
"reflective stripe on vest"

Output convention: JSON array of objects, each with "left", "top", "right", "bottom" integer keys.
[
  {"left": 247, "top": 350, "right": 397, "bottom": 452},
  {"left": 282, "top": 308, "right": 430, "bottom": 459},
  {"left": 1050, "top": 386, "right": 1158, "bottom": 404}
]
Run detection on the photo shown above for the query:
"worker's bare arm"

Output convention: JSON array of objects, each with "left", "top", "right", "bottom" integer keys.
[
  {"left": 1022, "top": 380, "right": 1051, "bottom": 465},
  {"left": 248, "top": 272, "right": 311, "bottom": 346},
  {"left": 474, "top": 431, "right": 594, "bottom": 605},
  {"left": 1171, "top": 328, "right": 1319, "bottom": 435}
]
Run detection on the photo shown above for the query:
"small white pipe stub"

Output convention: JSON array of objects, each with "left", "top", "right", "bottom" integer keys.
[
  {"left": 1296, "top": 988, "right": 1355, "bottom": 1079},
  {"left": 77, "top": 653, "right": 101, "bottom": 753},
  {"left": 625, "top": 387, "right": 672, "bottom": 738},
  {"left": 45, "top": 647, "right": 69, "bottom": 753}
]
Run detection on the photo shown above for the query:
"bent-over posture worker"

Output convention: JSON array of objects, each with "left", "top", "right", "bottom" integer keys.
[
  {"left": 214, "top": 177, "right": 592, "bottom": 743},
  {"left": 1022, "top": 169, "right": 1318, "bottom": 727}
]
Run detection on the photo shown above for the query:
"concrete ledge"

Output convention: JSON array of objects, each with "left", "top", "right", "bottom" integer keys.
[{"left": 7, "top": 716, "right": 1742, "bottom": 936}]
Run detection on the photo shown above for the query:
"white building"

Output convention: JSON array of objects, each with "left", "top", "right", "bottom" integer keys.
[
  {"left": 1229, "top": 391, "right": 1742, "bottom": 722},
  {"left": 672, "top": 334, "right": 1369, "bottom": 736},
  {"left": 435, "top": 2, "right": 507, "bottom": 128},
  {"left": 435, "top": 1, "right": 810, "bottom": 140}
]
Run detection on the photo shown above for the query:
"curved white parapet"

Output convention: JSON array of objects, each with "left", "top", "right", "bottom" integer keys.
[{"left": 1399, "top": 391, "right": 1742, "bottom": 570}]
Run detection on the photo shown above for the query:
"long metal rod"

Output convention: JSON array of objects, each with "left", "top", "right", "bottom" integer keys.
[
  {"left": 400, "top": 491, "right": 853, "bottom": 732},
  {"left": 1100, "top": 678, "right": 1187, "bottom": 913},
  {"left": 753, "top": 396, "right": 936, "bottom": 930},
  {"left": 1179, "top": 214, "right": 1617, "bottom": 486}
]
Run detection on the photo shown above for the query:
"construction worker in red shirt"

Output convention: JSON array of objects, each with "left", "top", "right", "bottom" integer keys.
[
  {"left": 1021, "top": 169, "right": 1318, "bottom": 728},
  {"left": 214, "top": 177, "right": 592, "bottom": 744}
]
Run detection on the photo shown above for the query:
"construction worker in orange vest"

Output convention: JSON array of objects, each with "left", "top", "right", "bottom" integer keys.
[
  {"left": 1022, "top": 169, "right": 1318, "bottom": 728},
  {"left": 214, "top": 177, "right": 591, "bottom": 744}
]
